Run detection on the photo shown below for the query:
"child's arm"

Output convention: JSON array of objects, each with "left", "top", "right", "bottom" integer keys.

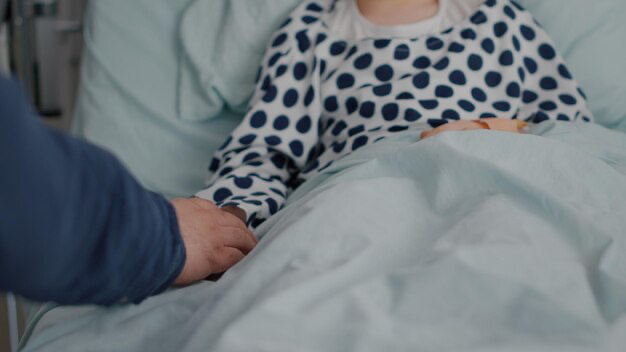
[
  {"left": 515, "top": 11, "right": 593, "bottom": 123},
  {"left": 196, "top": 22, "right": 321, "bottom": 227}
]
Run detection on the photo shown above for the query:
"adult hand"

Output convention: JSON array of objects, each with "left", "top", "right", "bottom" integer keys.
[{"left": 170, "top": 198, "right": 257, "bottom": 285}]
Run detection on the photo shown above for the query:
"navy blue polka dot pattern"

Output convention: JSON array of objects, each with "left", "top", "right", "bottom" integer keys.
[
  {"left": 324, "top": 96, "right": 339, "bottom": 112},
  {"left": 443, "top": 109, "right": 461, "bottom": 120},
  {"left": 304, "top": 86, "right": 315, "bottom": 106},
  {"left": 345, "top": 97, "right": 359, "bottom": 114},
  {"left": 213, "top": 188, "right": 232, "bottom": 202},
  {"left": 448, "top": 42, "right": 465, "bottom": 53},
  {"left": 404, "top": 108, "right": 422, "bottom": 122},
  {"left": 289, "top": 140, "right": 304, "bottom": 156},
  {"left": 263, "top": 85, "right": 278, "bottom": 103},
  {"left": 382, "top": 103, "right": 399, "bottom": 121},
  {"left": 512, "top": 36, "right": 521, "bottom": 52},
  {"left": 539, "top": 101, "right": 557, "bottom": 111},
  {"left": 413, "top": 56, "right": 431, "bottom": 69},
  {"left": 293, "top": 62, "right": 308, "bottom": 80},
  {"left": 196, "top": 0, "right": 594, "bottom": 229},
  {"left": 332, "top": 121, "right": 348, "bottom": 136},
  {"left": 283, "top": 89, "right": 299, "bottom": 107},
  {"left": 461, "top": 28, "right": 477, "bottom": 40},
  {"left": 413, "top": 72, "right": 430, "bottom": 89},
  {"left": 394, "top": 44, "right": 410, "bottom": 60},
  {"left": 493, "top": 101, "right": 511, "bottom": 112},
  {"left": 302, "top": 16, "right": 318, "bottom": 25},
  {"left": 273, "top": 115, "right": 289, "bottom": 130},
  {"left": 481, "top": 38, "right": 495, "bottom": 54},
  {"left": 433, "top": 58, "right": 450, "bottom": 70},
  {"left": 468, "top": 54, "right": 483, "bottom": 71},
  {"left": 506, "top": 82, "right": 520, "bottom": 98},
  {"left": 374, "top": 83, "right": 393, "bottom": 96},
  {"left": 396, "top": 92, "right": 415, "bottom": 100},
  {"left": 250, "top": 110, "right": 267, "bottom": 128},
  {"left": 538, "top": 44, "right": 556, "bottom": 60},
  {"left": 234, "top": 177, "right": 254, "bottom": 189},
  {"left": 559, "top": 94, "right": 577, "bottom": 105},
  {"left": 373, "top": 39, "right": 390, "bottom": 49},
  {"left": 520, "top": 25, "right": 535, "bottom": 41},
  {"left": 449, "top": 70, "right": 467, "bottom": 85},
  {"left": 470, "top": 11, "right": 488, "bottom": 25},
  {"left": 375, "top": 64, "right": 394, "bottom": 81},
  {"left": 332, "top": 140, "right": 346, "bottom": 153},
  {"left": 239, "top": 134, "right": 256, "bottom": 145},
  {"left": 503, "top": 5, "right": 516, "bottom": 19},
  {"left": 276, "top": 64, "right": 288, "bottom": 77},
  {"left": 518, "top": 67, "right": 526, "bottom": 82},
  {"left": 352, "top": 136, "right": 369, "bottom": 151},
  {"left": 419, "top": 100, "right": 439, "bottom": 110},
  {"left": 458, "top": 100, "right": 476, "bottom": 112},
  {"left": 265, "top": 135, "right": 282, "bottom": 146},
  {"left": 524, "top": 57, "right": 538, "bottom": 74},
  {"left": 296, "top": 30, "right": 311, "bottom": 53},
  {"left": 426, "top": 37, "right": 444, "bottom": 50},
  {"left": 540, "top": 77, "right": 558, "bottom": 90},
  {"left": 558, "top": 64, "right": 572, "bottom": 80},
  {"left": 435, "top": 85, "right": 454, "bottom": 98},
  {"left": 272, "top": 33, "right": 288, "bottom": 48},
  {"left": 523, "top": 90, "right": 538, "bottom": 103},
  {"left": 348, "top": 125, "right": 365, "bottom": 137},
  {"left": 306, "top": 3, "right": 323, "bottom": 12},
  {"left": 336, "top": 73, "right": 355, "bottom": 89},
  {"left": 354, "top": 53, "right": 373, "bottom": 69},
  {"left": 296, "top": 115, "right": 312, "bottom": 133},
  {"left": 359, "top": 101, "right": 376, "bottom": 118},
  {"left": 493, "top": 22, "right": 508, "bottom": 38},
  {"left": 330, "top": 41, "right": 347, "bottom": 56},
  {"left": 485, "top": 71, "right": 502, "bottom": 87},
  {"left": 499, "top": 50, "right": 514, "bottom": 66},
  {"left": 472, "top": 88, "right": 488, "bottom": 102}
]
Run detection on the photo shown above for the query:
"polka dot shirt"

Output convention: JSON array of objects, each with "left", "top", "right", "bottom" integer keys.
[{"left": 196, "top": 0, "right": 594, "bottom": 228}]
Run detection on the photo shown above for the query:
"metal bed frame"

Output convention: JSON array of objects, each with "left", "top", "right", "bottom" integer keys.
[
  {"left": 2, "top": 0, "right": 82, "bottom": 113},
  {"left": 3, "top": 2, "right": 34, "bottom": 348},
  {"left": 2, "top": 1, "right": 82, "bottom": 350}
]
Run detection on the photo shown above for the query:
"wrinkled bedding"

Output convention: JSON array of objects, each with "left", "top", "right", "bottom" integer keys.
[{"left": 24, "top": 122, "right": 626, "bottom": 351}]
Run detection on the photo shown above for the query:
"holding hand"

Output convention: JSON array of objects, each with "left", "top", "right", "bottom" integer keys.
[{"left": 170, "top": 198, "right": 257, "bottom": 285}]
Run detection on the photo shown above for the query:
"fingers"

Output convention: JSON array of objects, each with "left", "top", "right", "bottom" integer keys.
[
  {"left": 212, "top": 247, "right": 246, "bottom": 273},
  {"left": 421, "top": 121, "right": 484, "bottom": 139},
  {"left": 217, "top": 207, "right": 258, "bottom": 245},
  {"left": 191, "top": 197, "right": 218, "bottom": 210},
  {"left": 222, "top": 205, "right": 247, "bottom": 224},
  {"left": 220, "top": 226, "right": 257, "bottom": 254}
]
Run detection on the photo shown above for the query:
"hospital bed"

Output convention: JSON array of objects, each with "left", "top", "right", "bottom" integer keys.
[{"left": 12, "top": 0, "right": 626, "bottom": 351}]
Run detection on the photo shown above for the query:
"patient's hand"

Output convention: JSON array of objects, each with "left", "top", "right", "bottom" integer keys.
[
  {"left": 421, "top": 119, "right": 527, "bottom": 140},
  {"left": 221, "top": 205, "right": 247, "bottom": 224},
  {"left": 170, "top": 198, "right": 257, "bottom": 285}
]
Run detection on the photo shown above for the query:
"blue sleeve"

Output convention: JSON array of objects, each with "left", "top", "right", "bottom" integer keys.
[{"left": 0, "top": 77, "right": 186, "bottom": 305}]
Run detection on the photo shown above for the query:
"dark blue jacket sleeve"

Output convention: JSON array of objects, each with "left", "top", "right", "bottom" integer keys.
[{"left": 0, "top": 77, "right": 186, "bottom": 305}]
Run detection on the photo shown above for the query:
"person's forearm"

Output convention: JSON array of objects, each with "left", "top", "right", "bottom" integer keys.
[{"left": 0, "top": 77, "right": 185, "bottom": 305}]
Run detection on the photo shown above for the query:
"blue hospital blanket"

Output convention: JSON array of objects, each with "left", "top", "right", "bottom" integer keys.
[{"left": 23, "top": 122, "right": 626, "bottom": 351}]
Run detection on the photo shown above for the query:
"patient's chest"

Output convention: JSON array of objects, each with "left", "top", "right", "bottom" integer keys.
[{"left": 301, "top": 29, "right": 534, "bottom": 176}]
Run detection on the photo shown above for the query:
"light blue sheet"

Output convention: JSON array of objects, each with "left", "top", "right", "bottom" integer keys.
[{"left": 23, "top": 122, "right": 626, "bottom": 351}]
